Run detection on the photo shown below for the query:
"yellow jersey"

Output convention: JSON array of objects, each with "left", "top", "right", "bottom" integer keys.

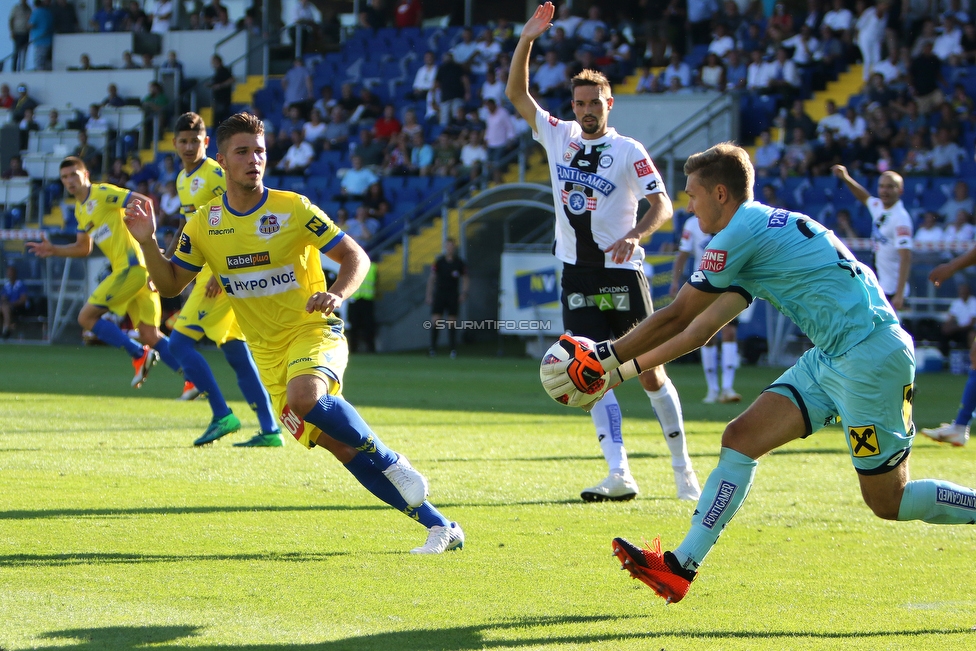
[
  {"left": 173, "top": 188, "right": 346, "bottom": 350},
  {"left": 75, "top": 183, "right": 144, "bottom": 271},
  {"left": 177, "top": 157, "right": 226, "bottom": 284}
]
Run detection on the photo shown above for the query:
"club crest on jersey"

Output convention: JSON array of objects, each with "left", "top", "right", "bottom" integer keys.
[
  {"left": 258, "top": 213, "right": 280, "bottom": 235},
  {"left": 599, "top": 154, "right": 613, "bottom": 168},
  {"left": 208, "top": 205, "right": 222, "bottom": 226},
  {"left": 634, "top": 159, "right": 654, "bottom": 177},
  {"left": 191, "top": 177, "right": 204, "bottom": 193},
  {"left": 566, "top": 190, "right": 588, "bottom": 215},
  {"left": 85, "top": 200, "right": 97, "bottom": 213},
  {"left": 700, "top": 249, "right": 727, "bottom": 272}
]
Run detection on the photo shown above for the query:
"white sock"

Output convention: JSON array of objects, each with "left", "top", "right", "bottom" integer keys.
[
  {"left": 721, "top": 341, "right": 739, "bottom": 392},
  {"left": 700, "top": 346, "right": 719, "bottom": 394},
  {"left": 646, "top": 378, "right": 692, "bottom": 468},
  {"left": 591, "top": 389, "right": 629, "bottom": 475}
]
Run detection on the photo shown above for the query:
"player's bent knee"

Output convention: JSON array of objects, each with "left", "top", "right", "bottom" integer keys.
[{"left": 638, "top": 365, "right": 667, "bottom": 390}]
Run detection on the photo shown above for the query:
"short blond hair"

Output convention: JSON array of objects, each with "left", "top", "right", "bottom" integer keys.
[{"left": 683, "top": 142, "right": 755, "bottom": 203}]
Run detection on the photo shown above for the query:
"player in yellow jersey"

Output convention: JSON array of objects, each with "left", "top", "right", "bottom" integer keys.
[
  {"left": 165, "top": 112, "right": 282, "bottom": 447},
  {"left": 26, "top": 157, "right": 185, "bottom": 388},
  {"left": 123, "top": 112, "right": 463, "bottom": 553}
]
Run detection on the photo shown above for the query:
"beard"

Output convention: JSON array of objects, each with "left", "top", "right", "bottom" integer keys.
[{"left": 580, "top": 118, "right": 601, "bottom": 135}]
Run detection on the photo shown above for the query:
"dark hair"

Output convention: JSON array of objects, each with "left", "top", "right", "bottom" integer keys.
[
  {"left": 216, "top": 112, "right": 264, "bottom": 152},
  {"left": 60, "top": 156, "right": 87, "bottom": 172},
  {"left": 174, "top": 112, "right": 206, "bottom": 134},
  {"left": 683, "top": 142, "right": 754, "bottom": 203}
]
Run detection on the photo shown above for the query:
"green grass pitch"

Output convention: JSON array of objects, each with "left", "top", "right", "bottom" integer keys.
[{"left": 1, "top": 345, "right": 975, "bottom": 650}]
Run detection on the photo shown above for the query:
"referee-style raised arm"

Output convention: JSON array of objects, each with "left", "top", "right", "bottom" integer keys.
[
  {"left": 123, "top": 196, "right": 198, "bottom": 297},
  {"left": 505, "top": 1, "right": 555, "bottom": 132},
  {"left": 832, "top": 164, "right": 871, "bottom": 205}
]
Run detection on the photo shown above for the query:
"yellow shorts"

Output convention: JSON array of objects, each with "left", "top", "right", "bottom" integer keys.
[
  {"left": 88, "top": 265, "right": 161, "bottom": 328},
  {"left": 249, "top": 324, "right": 349, "bottom": 449},
  {"left": 173, "top": 271, "right": 244, "bottom": 345}
]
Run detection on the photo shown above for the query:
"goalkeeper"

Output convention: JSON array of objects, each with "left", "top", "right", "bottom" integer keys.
[{"left": 543, "top": 142, "right": 976, "bottom": 604}]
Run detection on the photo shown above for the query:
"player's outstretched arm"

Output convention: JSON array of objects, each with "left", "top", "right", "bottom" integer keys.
[
  {"left": 614, "top": 283, "right": 722, "bottom": 362},
  {"left": 505, "top": 1, "right": 553, "bottom": 130},
  {"left": 831, "top": 164, "right": 870, "bottom": 205},
  {"left": 123, "top": 196, "right": 197, "bottom": 296},
  {"left": 309, "top": 234, "right": 369, "bottom": 316},
  {"left": 25, "top": 232, "right": 93, "bottom": 259},
  {"left": 931, "top": 245, "right": 976, "bottom": 286}
]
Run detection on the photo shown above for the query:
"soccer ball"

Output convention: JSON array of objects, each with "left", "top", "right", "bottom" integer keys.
[{"left": 540, "top": 336, "right": 606, "bottom": 407}]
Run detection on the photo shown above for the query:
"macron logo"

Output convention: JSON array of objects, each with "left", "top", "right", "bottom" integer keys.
[{"left": 700, "top": 249, "right": 727, "bottom": 272}]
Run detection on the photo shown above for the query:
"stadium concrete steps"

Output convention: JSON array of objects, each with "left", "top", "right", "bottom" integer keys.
[
  {"left": 233, "top": 75, "right": 267, "bottom": 105},
  {"left": 806, "top": 65, "right": 864, "bottom": 121},
  {"left": 375, "top": 208, "right": 461, "bottom": 294}
]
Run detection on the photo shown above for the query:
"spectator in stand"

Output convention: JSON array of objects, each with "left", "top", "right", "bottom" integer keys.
[
  {"left": 746, "top": 49, "right": 768, "bottom": 91},
  {"left": 894, "top": 99, "right": 928, "bottom": 147},
  {"left": 601, "top": 30, "right": 632, "bottom": 85},
  {"left": 943, "top": 209, "right": 975, "bottom": 244},
  {"left": 290, "top": 0, "right": 319, "bottom": 54},
  {"left": 764, "top": 47, "right": 800, "bottom": 105},
  {"left": 127, "top": 157, "right": 158, "bottom": 193},
  {"left": 381, "top": 132, "right": 411, "bottom": 176},
  {"left": 551, "top": 2, "right": 582, "bottom": 39},
  {"left": 157, "top": 180, "right": 181, "bottom": 229},
  {"left": 934, "top": 102, "right": 962, "bottom": 142},
  {"left": 350, "top": 87, "right": 383, "bottom": 127},
  {"left": 459, "top": 130, "right": 488, "bottom": 177},
  {"left": 871, "top": 48, "right": 904, "bottom": 85},
  {"left": 451, "top": 27, "right": 479, "bottom": 69},
  {"left": 312, "top": 86, "right": 336, "bottom": 118},
  {"left": 393, "top": 0, "right": 421, "bottom": 29},
  {"left": 106, "top": 157, "right": 128, "bottom": 187},
  {"left": 834, "top": 208, "right": 860, "bottom": 238},
  {"left": 767, "top": 1, "right": 794, "bottom": 40},
  {"left": 901, "top": 131, "right": 933, "bottom": 175},
  {"left": 855, "top": 0, "right": 888, "bottom": 80},
  {"left": 150, "top": 0, "right": 172, "bottom": 33},
  {"left": 481, "top": 98, "right": 515, "bottom": 183},
  {"left": 784, "top": 23, "right": 820, "bottom": 68},
  {"left": 263, "top": 131, "right": 288, "bottom": 170},
  {"left": 737, "top": 22, "right": 763, "bottom": 55},
  {"left": 2, "top": 155, "right": 28, "bottom": 180},
  {"left": 400, "top": 108, "right": 423, "bottom": 141},
  {"left": 725, "top": 50, "right": 747, "bottom": 89},
  {"left": 839, "top": 104, "right": 867, "bottom": 142},
  {"left": 761, "top": 183, "right": 787, "bottom": 209},
  {"left": 688, "top": 0, "right": 719, "bottom": 46},
  {"left": 480, "top": 68, "right": 506, "bottom": 106},
  {"left": 27, "top": 0, "right": 52, "bottom": 71},
  {"left": 753, "top": 129, "right": 783, "bottom": 177},
  {"left": 939, "top": 182, "right": 975, "bottom": 222},
  {"left": 434, "top": 52, "right": 470, "bottom": 127},
  {"left": 209, "top": 54, "right": 234, "bottom": 127},
  {"left": 276, "top": 129, "right": 315, "bottom": 175},
  {"left": 90, "top": 0, "right": 125, "bottom": 31},
  {"left": 157, "top": 154, "right": 177, "bottom": 190},
  {"left": 43, "top": 108, "right": 64, "bottom": 132},
  {"left": 782, "top": 99, "right": 817, "bottom": 143},
  {"left": 120, "top": 50, "right": 139, "bottom": 69},
  {"left": 662, "top": 52, "right": 692, "bottom": 88},
  {"left": 199, "top": 0, "right": 226, "bottom": 28},
  {"left": 141, "top": 81, "right": 170, "bottom": 142},
  {"left": 372, "top": 104, "right": 402, "bottom": 143},
  {"left": 0, "top": 85, "right": 14, "bottom": 109},
  {"left": 124, "top": 0, "right": 147, "bottom": 31},
  {"left": 865, "top": 72, "right": 899, "bottom": 109},
  {"left": 949, "top": 83, "right": 974, "bottom": 123},
  {"left": 354, "top": 128, "right": 385, "bottom": 168},
  {"left": 345, "top": 204, "right": 380, "bottom": 246},
  {"left": 471, "top": 28, "right": 502, "bottom": 76},
  {"left": 51, "top": 0, "right": 77, "bottom": 35},
  {"left": 278, "top": 104, "right": 305, "bottom": 141},
  {"left": 17, "top": 107, "right": 39, "bottom": 150},
  {"left": 810, "top": 129, "right": 844, "bottom": 176},
  {"left": 847, "top": 130, "right": 881, "bottom": 174},
  {"left": 71, "top": 130, "right": 101, "bottom": 176},
  {"left": 635, "top": 67, "right": 661, "bottom": 93},
  {"left": 9, "top": 0, "right": 31, "bottom": 72},
  {"left": 432, "top": 132, "right": 460, "bottom": 177},
  {"left": 322, "top": 106, "right": 351, "bottom": 151},
  {"left": 211, "top": 6, "right": 234, "bottom": 31},
  {"left": 934, "top": 15, "right": 963, "bottom": 61},
  {"left": 961, "top": 22, "right": 976, "bottom": 63},
  {"left": 337, "top": 155, "right": 379, "bottom": 202},
  {"left": 708, "top": 23, "right": 736, "bottom": 58},
  {"left": 102, "top": 83, "right": 125, "bottom": 108},
  {"left": 664, "top": 75, "right": 693, "bottom": 94},
  {"left": 493, "top": 16, "right": 515, "bottom": 50},
  {"left": 409, "top": 132, "right": 434, "bottom": 176},
  {"left": 362, "top": 181, "right": 390, "bottom": 223},
  {"left": 302, "top": 108, "right": 327, "bottom": 150},
  {"left": 1, "top": 265, "right": 30, "bottom": 340},
  {"left": 781, "top": 127, "right": 813, "bottom": 175},
  {"left": 940, "top": 282, "right": 976, "bottom": 356},
  {"left": 817, "top": 99, "right": 847, "bottom": 138},
  {"left": 337, "top": 82, "right": 361, "bottom": 116},
  {"left": 815, "top": 21, "right": 845, "bottom": 70},
  {"left": 698, "top": 52, "right": 726, "bottom": 90},
  {"left": 910, "top": 40, "right": 945, "bottom": 114},
  {"left": 357, "top": 0, "right": 384, "bottom": 30},
  {"left": 409, "top": 51, "right": 438, "bottom": 101},
  {"left": 282, "top": 58, "right": 313, "bottom": 116},
  {"left": 576, "top": 5, "right": 607, "bottom": 42},
  {"left": 535, "top": 50, "right": 570, "bottom": 102},
  {"left": 914, "top": 210, "right": 945, "bottom": 243},
  {"left": 9, "top": 86, "right": 35, "bottom": 120},
  {"left": 545, "top": 26, "right": 578, "bottom": 64},
  {"left": 930, "top": 126, "right": 965, "bottom": 175}
]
